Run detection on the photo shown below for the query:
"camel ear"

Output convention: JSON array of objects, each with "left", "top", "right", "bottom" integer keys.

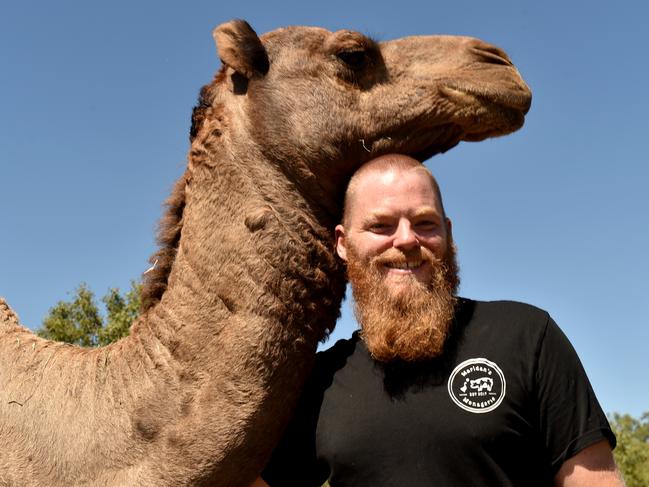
[{"left": 213, "top": 20, "right": 269, "bottom": 79}]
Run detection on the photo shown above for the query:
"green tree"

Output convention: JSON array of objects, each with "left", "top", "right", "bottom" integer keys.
[
  {"left": 37, "top": 281, "right": 141, "bottom": 347},
  {"left": 100, "top": 282, "right": 141, "bottom": 345},
  {"left": 609, "top": 411, "right": 649, "bottom": 487}
]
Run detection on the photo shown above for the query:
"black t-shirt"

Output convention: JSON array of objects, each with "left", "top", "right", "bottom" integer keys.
[{"left": 263, "top": 299, "right": 615, "bottom": 487}]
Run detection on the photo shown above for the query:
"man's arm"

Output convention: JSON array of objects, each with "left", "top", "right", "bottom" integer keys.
[{"left": 554, "top": 440, "right": 624, "bottom": 486}]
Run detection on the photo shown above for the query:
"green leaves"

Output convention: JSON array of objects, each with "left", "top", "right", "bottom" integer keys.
[
  {"left": 610, "top": 412, "right": 649, "bottom": 487},
  {"left": 37, "top": 281, "right": 141, "bottom": 347},
  {"left": 100, "top": 283, "right": 141, "bottom": 345}
]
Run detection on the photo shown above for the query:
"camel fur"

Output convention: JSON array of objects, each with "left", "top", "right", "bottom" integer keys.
[{"left": 0, "top": 20, "right": 531, "bottom": 487}]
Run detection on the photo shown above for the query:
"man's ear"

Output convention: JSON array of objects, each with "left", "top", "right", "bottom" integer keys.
[
  {"left": 445, "top": 217, "right": 453, "bottom": 240},
  {"left": 213, "top": 19, "right": 269, "bottom": 79},
  {"left": 335, "top": 224, "right": 348, "bottom": 261}
]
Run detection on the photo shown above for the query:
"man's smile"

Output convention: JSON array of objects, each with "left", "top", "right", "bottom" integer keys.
[{"left": 383, "top": 260, "right": 424, "bottom": 271}]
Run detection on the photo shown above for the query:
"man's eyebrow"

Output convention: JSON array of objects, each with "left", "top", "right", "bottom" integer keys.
[
  {"left": 359, "top": 210, "right": 394, "bottom": 224},
  {"left": 362, "top": 210, "right": 390, "bottom": 220},
  {"left": 359, "top": 207, "right": 441, "bottom": 224},
  {"left": 411, "top": 207, "right": 442, "bottom": 218}
]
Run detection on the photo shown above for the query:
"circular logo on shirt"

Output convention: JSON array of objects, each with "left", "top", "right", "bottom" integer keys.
[{"left": 447, "top": 358, "right": 506, "bottom": 413}]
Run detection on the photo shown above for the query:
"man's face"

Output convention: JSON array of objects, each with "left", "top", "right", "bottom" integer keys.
[
  {"left": 335, "top": 164, "right": 459, "bottom": 362},
  {"left": 335, "top": 166, "right": 452, "bottom": 295}
]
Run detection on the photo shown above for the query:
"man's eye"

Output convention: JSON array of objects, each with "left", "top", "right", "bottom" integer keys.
[
  {"left": 415, "top": 221, "right": 438, "bottom": 230},
  {"left": 369, "top": 223, "right": 389, "bottom": 232}
]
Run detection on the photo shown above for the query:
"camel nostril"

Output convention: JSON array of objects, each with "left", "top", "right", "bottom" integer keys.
[{"left": 471, "top": 43, "right": 513, "bottom": 67}]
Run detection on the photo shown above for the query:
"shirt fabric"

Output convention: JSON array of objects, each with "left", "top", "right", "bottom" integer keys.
[{"left": 262, "top": 299, "right": 615, "bottom": 487}]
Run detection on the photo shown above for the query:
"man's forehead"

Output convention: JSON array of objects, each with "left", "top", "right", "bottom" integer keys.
[
  {"left": 350, "top": 172, "right": 442, "bottom": 217},
  {"left": 342, "top": 158, "right": 446, "bottom": 224},
  {"left": 355, "top": 166, "right": 403, "bottom": 185},
  {"left": 352, "top": 166, "right": 438, "bottom": 200},
  {"left": 361, "top": 204, "right": 442, "bottom": 220}
]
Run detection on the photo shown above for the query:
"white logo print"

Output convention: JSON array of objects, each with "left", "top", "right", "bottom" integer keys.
[{"left": 448, "top": 358, "right": 506, "bottom": 413}]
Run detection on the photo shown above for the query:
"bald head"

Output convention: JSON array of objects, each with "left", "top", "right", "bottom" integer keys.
[{"left": 342, "top": 154, "right": 447, "bottom": 227}]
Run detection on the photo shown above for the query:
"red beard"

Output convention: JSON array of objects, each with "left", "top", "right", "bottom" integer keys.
[{"left": 346, "top": 243, "right": 460, "bottom": 362}]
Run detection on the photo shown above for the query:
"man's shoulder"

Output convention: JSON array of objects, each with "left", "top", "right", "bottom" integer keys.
[
  {"left": 459, "top": 298, "right": 553, "bottom": 339},
  {"left": 468, "top": 298, "right": 550, "bottom": 321}
]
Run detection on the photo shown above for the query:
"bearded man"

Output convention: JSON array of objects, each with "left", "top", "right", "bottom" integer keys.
[{"left": 253, "top": 154, "right": 622, "bottom": 487}]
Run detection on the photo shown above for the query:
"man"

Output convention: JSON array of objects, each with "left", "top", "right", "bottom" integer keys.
[{"left": 253, "top": 154, "right": 622, "bottom": 486}]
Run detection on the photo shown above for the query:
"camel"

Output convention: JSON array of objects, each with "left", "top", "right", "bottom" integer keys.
[{"left": 0, "top": 20, "right": 531, "bottom": 487}]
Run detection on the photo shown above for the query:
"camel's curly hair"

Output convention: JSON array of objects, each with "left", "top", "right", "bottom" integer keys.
[
  {"left": 140, "top": 83, "right": 217, "bottom": 312},
  {"left": 140, "top": 173, "right": 187, "bottom": 312}
]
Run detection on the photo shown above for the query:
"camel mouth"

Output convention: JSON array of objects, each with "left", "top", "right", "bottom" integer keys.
[
  {"left": 363, "top": 76, "right": 531, "bottom": 162},
  {"left": 441, "top": 84, "right": 532, "bottom": 115}
]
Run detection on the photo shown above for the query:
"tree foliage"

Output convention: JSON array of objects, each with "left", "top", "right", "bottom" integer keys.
[
  {"left": 609, "top": 411, "right": 649, "bottom": 487},
  {"left": 37, "top": 282, "right": 141, "bottom": 347}
]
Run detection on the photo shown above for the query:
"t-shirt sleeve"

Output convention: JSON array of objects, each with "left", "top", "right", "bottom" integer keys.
[
  {"left": 261, "top": 374, "right": 330, "bottom": 487},
  {"left": 535, "top": 316, "right": 616, "bottom": 473}
]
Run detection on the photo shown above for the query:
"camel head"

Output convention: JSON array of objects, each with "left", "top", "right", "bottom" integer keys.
[
  {"left": 194, "top": 20, "right": 531, "bottom": 210},
  {"left": 142, "top": 20, "right": 532, "bottom": 315}
]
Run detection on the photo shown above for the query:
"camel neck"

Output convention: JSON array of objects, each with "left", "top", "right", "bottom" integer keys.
[
  {"left": 112, "top": 154, "right": 346, "bottom": 481},
  {"left": 139, "top": 153, "right": 345, "bottom": 365}
]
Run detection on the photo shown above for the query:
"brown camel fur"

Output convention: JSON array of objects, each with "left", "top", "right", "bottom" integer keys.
[{"left": 0, "top": 20, "right": 531, "bottom": 487}]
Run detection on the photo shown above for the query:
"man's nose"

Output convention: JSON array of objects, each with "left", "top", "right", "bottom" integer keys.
[{"left": 393, "top": 220, "right": 419, "bottom": 250}]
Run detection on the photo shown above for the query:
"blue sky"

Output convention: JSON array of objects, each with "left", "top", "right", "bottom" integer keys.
[{"left": 1, "top": 1, "right": 647, "bottom": 417}]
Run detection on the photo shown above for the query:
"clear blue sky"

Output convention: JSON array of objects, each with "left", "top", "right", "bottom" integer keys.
[{"left": 1, "top": 1, "right": 647, "bottom": 417}]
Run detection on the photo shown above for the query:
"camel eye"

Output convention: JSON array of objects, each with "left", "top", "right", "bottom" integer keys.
[{"left": 336, "top": 50, "right": 367, "bottom": 69}]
